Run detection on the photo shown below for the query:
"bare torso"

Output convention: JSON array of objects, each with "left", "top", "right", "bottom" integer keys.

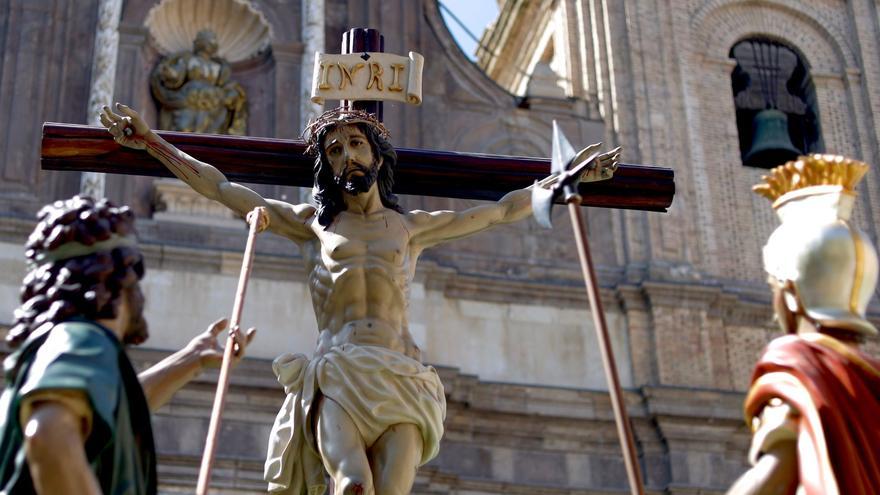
[{"left": 303, "top": 207, "right": 422, "bottom": 360}]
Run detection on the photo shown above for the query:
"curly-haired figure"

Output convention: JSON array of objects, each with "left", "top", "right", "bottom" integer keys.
[{"left": 0, "top": 196, "right": 256, "bottom": 495}]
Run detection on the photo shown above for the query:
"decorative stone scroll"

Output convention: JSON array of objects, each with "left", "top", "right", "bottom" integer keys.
[{"left": 310, "top": 51, "right": 424, "bottom": 105}]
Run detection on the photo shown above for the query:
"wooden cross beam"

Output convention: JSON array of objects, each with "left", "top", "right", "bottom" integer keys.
[{"left": 41, "top": 122, "right": 674, "bottom": 211}]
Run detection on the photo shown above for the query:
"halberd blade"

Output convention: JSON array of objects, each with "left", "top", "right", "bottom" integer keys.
[
  {"left": 551, "top": 121, "right": 577, "bottom": 175},
  {"left": 531, "top": 181, "right": 557, "bottom": 229}
]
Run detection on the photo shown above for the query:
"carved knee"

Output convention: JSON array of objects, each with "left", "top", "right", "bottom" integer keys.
[{"left": 338, "top": 476, "right": 374, "bottom": 495}]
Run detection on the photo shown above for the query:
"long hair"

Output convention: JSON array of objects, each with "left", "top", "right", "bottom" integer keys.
[
  {"left": 312, "top": 123, "right": 403, "bottom": 228},
  {"left": 8, "top": 196, "right": 144, "bottom": 349}
]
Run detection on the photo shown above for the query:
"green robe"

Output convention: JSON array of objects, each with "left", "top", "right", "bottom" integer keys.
[{"left": 0, "top": 319, "right": 156, "bottom": 494}]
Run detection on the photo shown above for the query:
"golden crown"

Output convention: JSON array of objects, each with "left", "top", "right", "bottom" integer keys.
[
  {"left": 302, "top": 107, "right": 391, "bottom": 156},
  {"left": 753, "top": 154, "right": 869, "bottom": 204}
]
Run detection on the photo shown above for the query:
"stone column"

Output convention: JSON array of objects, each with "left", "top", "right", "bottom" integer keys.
[
  {"left": 81, "top": 0, "right": 122, "bottom": 199},
  {"left": 298, "top": 0, "right": 324, "bottom": 203},
  {"left": 300, "top": 0, "right": 324, "bottom": 129}
]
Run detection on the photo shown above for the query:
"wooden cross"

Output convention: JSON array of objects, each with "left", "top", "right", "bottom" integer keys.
[
  {"left": 40, "top": 27, "right": 674, "bottom": 212},
  {"left": 42, "top": 122, "right": 673, "bottom": 210}
]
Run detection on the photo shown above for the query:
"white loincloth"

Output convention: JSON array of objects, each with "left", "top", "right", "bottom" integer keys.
[{"left": 264, "top": 344, "right": 446, "bottom": 495}]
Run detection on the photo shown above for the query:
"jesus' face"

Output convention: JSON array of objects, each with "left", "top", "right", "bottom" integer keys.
[{"left": 323, "top": 125, "right": 382, "bottom": 195}]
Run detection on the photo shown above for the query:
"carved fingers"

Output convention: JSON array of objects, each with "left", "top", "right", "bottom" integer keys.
[
  {"left": 598, "top": 146, "right": 620, "bottom": 175},
  {"left": 232, "top": 326, "right": 257, "bottom": 359},
  {"left": 190, "top": 317, "right": 258, "bottom": 368},
  {"left": 115, "top": 103, "right": 150, "bottom": 134},
  {"left": 246, "top": 207, "right": 270, "bottom": 233},
  {"left": 99, "top": 103, "right": 151, "bottom": 150},
  {"left": 582, "top": 146, "right": 620, "bottom": 182}
]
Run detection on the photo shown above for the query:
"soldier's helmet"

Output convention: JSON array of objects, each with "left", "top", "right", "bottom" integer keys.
[{"left": 756, "top": 154, "right": 878, "bottom": 337}]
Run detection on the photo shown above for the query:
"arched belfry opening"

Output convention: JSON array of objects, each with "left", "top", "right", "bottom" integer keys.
[{"left": 730, "top": 38, "right": 824, "bottom": 168}]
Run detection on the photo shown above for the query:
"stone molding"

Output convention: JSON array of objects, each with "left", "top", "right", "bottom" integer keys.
[
  {"left": 640, "top": 281, "right": 773, "bottom": 329},
  {"left": 0, "top": 331, "right": 750, "bottom": 495},
  {"left": 152, "top": 178, "right": 243, "bottom": 228},
  {"left": 691, "top": 0, "right": 856, "bottom": 73},
  {"left": 0, "top": 214, "right": 805, "bottom": 326}
]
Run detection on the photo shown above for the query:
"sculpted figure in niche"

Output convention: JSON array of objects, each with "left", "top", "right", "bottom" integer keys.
[
  {"left": 150, "top": 29, "right": 248, "bottom": 135},
  {"left": 100, "top": 103, "right": 617, "bottom": 495}
]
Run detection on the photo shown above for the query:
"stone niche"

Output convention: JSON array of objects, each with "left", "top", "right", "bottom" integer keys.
[
  {"left": 139, "top": 0, "right": 290, "bottom": 223},
  {"left": 145, "top": 0, "right": 272, "bottom": 64}
]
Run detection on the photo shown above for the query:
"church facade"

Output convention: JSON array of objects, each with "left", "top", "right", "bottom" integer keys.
[{"left": 0, "top": 0, "right": 877, "bottom": 493}]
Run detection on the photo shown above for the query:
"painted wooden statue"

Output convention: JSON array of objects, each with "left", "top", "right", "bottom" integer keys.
[
  {"left": 728, "top": 155, "right": 880, "bottom": 494},
  {"left": 0, "top": 196, "right": 255, "bottom": 494}
]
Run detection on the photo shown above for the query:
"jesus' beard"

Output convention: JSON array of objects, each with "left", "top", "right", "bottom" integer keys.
[{"left": 334, "top": 162, "right": 379, "bottom": 195}]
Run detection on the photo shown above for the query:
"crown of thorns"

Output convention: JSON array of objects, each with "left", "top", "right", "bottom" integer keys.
[{"left": 302, "top": 107, "right": 391, "bottom": 156}]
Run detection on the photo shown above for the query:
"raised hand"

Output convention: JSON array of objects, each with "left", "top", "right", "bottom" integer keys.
[
  {"left": 186, "top": 318, "right": 257, "bottom": 369},
  {"left": 99, "top": 103, "right": 153, "bottom": 150},
  {"left": 583, "top": 146, "right": 620, "bottom": 183},
  {"left": 535, "top": 145, "right": 621, "bottom": 189},
  {"left": 246, "top": 207, "right": 271, "bottom": 233}
]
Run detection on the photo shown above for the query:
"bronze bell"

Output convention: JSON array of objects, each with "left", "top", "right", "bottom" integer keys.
[{"left": 744, "top": 108, "right": 802, "bottom": 167}]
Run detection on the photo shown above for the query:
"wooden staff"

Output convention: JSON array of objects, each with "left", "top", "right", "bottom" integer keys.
[
  {"left": 196, "top": 206, "right": 269, "bottom": 495},
  {"left": 566, "top": 195, "right": 645, "bottom": 495}
]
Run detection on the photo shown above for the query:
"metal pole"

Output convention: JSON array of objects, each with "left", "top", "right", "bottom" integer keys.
[
  {"left": 566, "top": 197, "right": 645, "bottom": 495},
  {"left": 196, "top": 207, "right": 267, "bottom": 495}
]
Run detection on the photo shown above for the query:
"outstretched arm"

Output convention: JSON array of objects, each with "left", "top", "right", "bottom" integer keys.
[
  {"left": 409, "top": 186, "right": 536, "bottom": 250},
  {"left": 100, "top": 103, "right": 315, "bottom": 243},
  {"left": 409, "top": 146, "right": 619, "bottom": 250},
  {"left": 138, "top": 318, "right": 256, "bottom": 411}
]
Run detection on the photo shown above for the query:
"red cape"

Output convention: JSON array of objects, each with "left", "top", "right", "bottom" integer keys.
[{"left": 745, "top": 333, "right": 880, "bottom": 495}]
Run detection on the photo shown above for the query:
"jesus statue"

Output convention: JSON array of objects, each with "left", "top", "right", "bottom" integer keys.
[{"left": 100, "top": 103, "right": 617, "bottom": 495}]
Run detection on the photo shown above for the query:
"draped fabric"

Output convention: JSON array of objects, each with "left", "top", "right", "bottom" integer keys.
[
  {"left": 265, "top": 344, "right": 446, "bottom": 495},
  {"left": 0, "top": 320, "right": 156, "bottom": 495},
  {"left": 744, "top": 333, "right": 880, "bottom": 495}
]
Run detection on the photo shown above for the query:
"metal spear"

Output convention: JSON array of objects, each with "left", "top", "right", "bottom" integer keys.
[{"left": 532, "top": 122, "right": 645, "bottom": 495}]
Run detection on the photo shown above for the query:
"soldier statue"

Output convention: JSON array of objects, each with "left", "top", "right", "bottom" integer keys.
[{"left": 728, "top": 154, "right": 880, "bottom": 494}]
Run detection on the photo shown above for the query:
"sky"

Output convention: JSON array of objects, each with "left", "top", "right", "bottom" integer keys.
[{"left": 438, "top": 0, "right": 500, "bottom": 61}]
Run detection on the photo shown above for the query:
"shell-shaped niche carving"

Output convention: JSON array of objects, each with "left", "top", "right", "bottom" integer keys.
[{"left": 145, "top": 0, "right": 272, "bottom": 63}]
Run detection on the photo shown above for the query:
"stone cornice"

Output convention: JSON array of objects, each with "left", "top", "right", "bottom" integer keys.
[
  {"left": 4, "top": 215, "right": 873, "bottom": 329},
  {"left": 636, "top": 281, "right": 775, "bottom": 328}
]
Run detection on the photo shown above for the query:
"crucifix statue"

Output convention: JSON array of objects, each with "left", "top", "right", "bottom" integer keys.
[
  {"left": 97, "top": 28, "right": 619, "bottom": 495},
  {"left": 43, "top": 28, "right": 674, "bottom": 495}
]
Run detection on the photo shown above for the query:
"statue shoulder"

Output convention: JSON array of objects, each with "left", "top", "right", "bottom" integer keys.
[
  {"left": 292, "top": 202, "right": 317, "bottom": 220},
  {"left": 41, "top": 321, "right": 119, "bottom": 358},
  {"left": 404, "top": 209, "right": 437, "bottom": 224},
  {"left": 18, "top": 321, "right": 122, "bottom": 426}
]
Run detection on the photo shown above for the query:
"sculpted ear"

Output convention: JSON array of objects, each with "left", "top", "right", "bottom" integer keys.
[
  {"left": 771, "top": 278, "right": 800, "bottom": 334},
  {"left": 781, "top": 280, "right": 801, "bottom": 314}
]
